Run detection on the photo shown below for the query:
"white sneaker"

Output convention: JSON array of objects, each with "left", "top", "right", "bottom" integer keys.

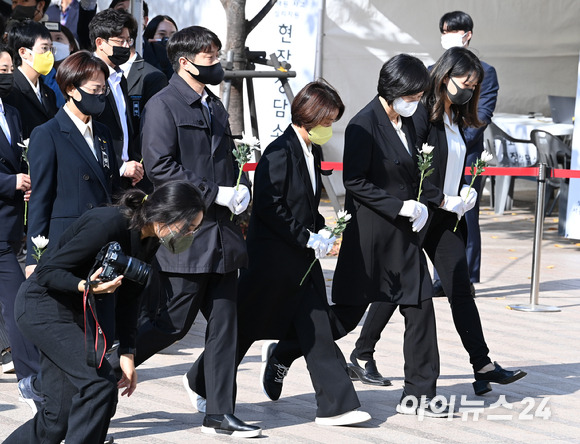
[
  {"left": 182, "top": 374, "right": 206, "bottom": 413},
  {"left": 315, "top": 409, "right": 371, "bottom": 426}
]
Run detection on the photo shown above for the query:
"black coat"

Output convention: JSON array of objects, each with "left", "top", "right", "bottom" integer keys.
[
  {"left": 25, "top": 108, "right": 120, "bottom": 265},
  {"left": 0, "top": 103, "right": 25, "bottom": 242},
  {"left": 4, "top": 68, "right": 58, "bottom": 140},
  {"left": 141, "top": 73, "right": 249, "bottom": 274},
  {"left": 332, "top": 96, "right": 440, "bottom": 306},
  {"left": 237, "top": 125, "right": 327, "bottom": 339}
]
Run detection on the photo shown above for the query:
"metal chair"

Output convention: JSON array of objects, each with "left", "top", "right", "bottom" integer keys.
[
  {"left": 485, "top": 122, "right": 537, "bottom": 214},
  {"left": 530, "top": 129, "right": 572, "bottom": 216}
]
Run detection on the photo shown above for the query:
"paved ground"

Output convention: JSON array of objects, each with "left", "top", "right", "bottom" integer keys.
[{"left": 2, "top": 183, "right": 580, "bottom": 443}]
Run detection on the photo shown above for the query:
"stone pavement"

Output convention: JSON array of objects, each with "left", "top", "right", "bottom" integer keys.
[{"left": 1, "top": 185, "right": 580, "bottom": 443}]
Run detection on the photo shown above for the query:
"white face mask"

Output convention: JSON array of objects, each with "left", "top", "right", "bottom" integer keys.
[
  {"left": 392, "top": 97, "right": 419, "bottom": 117},
  {"left": 52, "top": 41, "right": 71, "bottom": 62},
  {"left": 441, "top": 32, "right": 467, "bottom": 50}
]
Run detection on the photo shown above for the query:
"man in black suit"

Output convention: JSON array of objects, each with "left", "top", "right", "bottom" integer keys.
[
  {"left": 136, "top": 26, "right": 259, "bottom": 437},
  {"left": 5, "top": 20, "right": 57, "bottom": 140},
  {"left": 90, "top": 8, "right": 143, "bottom": 189},
  {"left": 119, "top": 12, "right": 167, "bottom": 194},
  {"left": 0, "top": 44, "right": 39, "bottom": 384}
]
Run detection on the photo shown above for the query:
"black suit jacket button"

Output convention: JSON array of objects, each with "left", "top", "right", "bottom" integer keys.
[
  {"left": 87, "top": 203, "right": 94, "bottom": 209},
  {"left": 83, "top": 174, "right": 90, "bottom": 180},
  {"left": 399, "top": 184, "right": 405, "bottom": 190},
  {"left": 394, "top": 159, "right": 400, "bottom": 165},
  {"left": 199, "top": 184, "right": 205, "bottom": 191}
]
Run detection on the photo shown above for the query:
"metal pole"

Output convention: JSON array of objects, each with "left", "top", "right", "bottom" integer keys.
[
  {"left": 509, "top": 163, "right": 561, "bottom": 312},
  {"left": 222, "top": 50, "right": 235, "bottom": 111}
]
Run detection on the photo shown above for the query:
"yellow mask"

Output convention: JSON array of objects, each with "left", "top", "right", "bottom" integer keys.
[
  {"left": 25, "top": 48, "right": 54, "bottom": 76},
  {"left": 308, "top": 125, "right": 333, "bottom": 145}
]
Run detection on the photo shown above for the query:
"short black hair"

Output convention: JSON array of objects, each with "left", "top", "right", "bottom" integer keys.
[
  {"left": 143, "top": 15, "right": 178, "bottom": 41},
  {"left": 377, "top": 54, "right": 430, "bottom": 105},
  {"left": 88, "top": 8, "right": 136, "bottom": 52},
  {"left": 167, "top": 26, "right": 221, "bottom": 73},
  {"left": 108, "top": 0, "right": 148, "bottom": 17},
  {"left": 7, "top": 19, "right": 52, "bottom": 67},
  {"left": 0, "top": 43, "right": 14, "bottom": 61},
  {"left": 439, "top": 11, "right": 474, "bottom": 34}
]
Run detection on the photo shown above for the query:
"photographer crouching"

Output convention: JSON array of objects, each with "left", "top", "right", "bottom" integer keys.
[{"left": 5, "top": 181, "right": 205, "bottom": 444}]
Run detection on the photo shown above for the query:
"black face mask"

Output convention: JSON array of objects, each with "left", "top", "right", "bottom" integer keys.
[
  {"left": 73, "top": 87, "right": 107, "bottom": 117},
  {"left": 0, "top": 73, "right": 14, "bottom": 98},
  {"left": 447, "top": 77, "right": 474, "bottom": 105},
  {"left": 186, "top": 60, "right": 224, "bottom": 86},
  {"left": 108, "top": 45, "right": 131, "bottom": 67},
  {"left": 11, "top": 5, "right": 37, "bottom": 21}
]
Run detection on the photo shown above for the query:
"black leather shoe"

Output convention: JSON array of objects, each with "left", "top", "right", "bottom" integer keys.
[
  {"left": 432, "top": 279, "right": 446, "bottom": 298},
  {"left": 261, "top": 341, "right": 289, "bottom": 401},
  {"left": 202, "top": 414, "right": 262, "bottom": 438},
  {"left": 473, "top": 361, "right": 527, "bottom": 395},
  {"left": 395, "top": 390, "right": 452, "bottom": 418},
  {"left": 347, "top": 353, "right": 392, "bottom": 386}
]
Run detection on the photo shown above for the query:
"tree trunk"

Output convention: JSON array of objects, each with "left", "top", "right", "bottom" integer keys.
[{"left": 220, "top": 0, "right": 246, "bottom": 135}]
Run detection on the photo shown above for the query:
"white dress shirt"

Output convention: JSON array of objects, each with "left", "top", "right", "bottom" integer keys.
[
  {"left": 0, "top": 99, "right": 12, "bottom": 144},
  {"left": 292, "top": 125, "right": 316, "bottom": 193},
  {"left": 19, "top": 66, "right": 42, "bottom": 102},
  {"left": 63, "top": 103, "right": 98, "bottom": 161},
  {"left": 443, "top": 112, "right": 467, "bottom": 196},
  {"left": 390, "top": 116, "right": 410, "bottom": 155}
]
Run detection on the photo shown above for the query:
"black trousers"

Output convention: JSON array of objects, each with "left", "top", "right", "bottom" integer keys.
[
  {"left": 357, "top": 209, "right": 491, "bottom": 373},
  {"left": 189, "top": 279, "right": 361, "bottom": 418},
  {"left": 6, "top": 278, "right": 117, "bottom": 444},
  {"left": 0, "top": 240, "right": 40, "bottom": 379},
  {"left": 135, "top": 270, "right": 238, "bottom": 415},
  {"left": 275, "top": 298, "right": 440, "bottom": 399}
]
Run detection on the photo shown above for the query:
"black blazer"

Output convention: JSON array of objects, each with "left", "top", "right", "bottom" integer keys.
[
  {"left": 0, "top": 103, "right": 25, "bottom": 242},
  {"left": 332, "top": 96, "right": 438, "bottom": 306},
  {"left": 237, "top": 124, "right": 327, "bottom": 339},
  {"left": 94, "top": 72, "right": 138, "bottom": 174},
  {"left": 26, "top": 108, "right": 120, "bottom": 265},
  {"left": 4, "top": 68, "right": 58, "bottom": 140},
  {"left": 141, "top": 73, "right": 249, "bottom": 274}
]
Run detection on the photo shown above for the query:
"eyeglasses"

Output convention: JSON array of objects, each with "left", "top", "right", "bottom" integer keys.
[
  {"left": 30, "top": 46, "right": 55, "bottom": 55},
  {"left": 77, "top": 84, "right": 110, "bottom": 96},
  {"left": 107, "top": 37, "right": 134, "bottom": 47}
]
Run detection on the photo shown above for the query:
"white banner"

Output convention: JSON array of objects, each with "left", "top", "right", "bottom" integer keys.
[
  {"left": 565, "top": 52, "right": 580, "bottom": 239},
  {"left": 245, "top": 0, "right": 323, "bottom": 148}
]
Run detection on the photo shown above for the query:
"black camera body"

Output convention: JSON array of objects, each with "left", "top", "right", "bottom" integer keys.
[{"left": 96, "top": 242, "right": 151, "bottom": 286}]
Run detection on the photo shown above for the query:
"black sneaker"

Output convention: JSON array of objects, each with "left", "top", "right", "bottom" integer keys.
[{"left": 260, "top": 341, "right": 288, "bottom": 401}]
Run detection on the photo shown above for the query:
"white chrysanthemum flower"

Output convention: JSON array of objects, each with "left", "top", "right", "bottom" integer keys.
[
  {"left": 238, "top": 132, "right": 260, "bottom": 147},
  {"left": 31, "top": 235, "right": 49, "bottom": 249},
  {"left": 421, "top": 143, "right": 435, "bottom": 155},
  {"left": 481, "top": 150, "right": 494, "bottom": 163}
]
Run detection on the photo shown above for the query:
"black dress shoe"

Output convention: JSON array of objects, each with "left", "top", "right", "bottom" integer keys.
[
  {"left": 202, "top": 414, "right": 262, "bottom": 438},
  {"left": 261, "top": 341, "right": 289, "bottom": 401},
  {"left": 347, "top": 353, "right": 392, "bottom": 386},
  {"left": 395, "top": 390, "right": 452, "bottom": 418},
  {"left": 432, "top": 279, "right": 446, "bottom": 298},
  {"left": 473, "top": 361, "right": 527, "bottom": 395}
]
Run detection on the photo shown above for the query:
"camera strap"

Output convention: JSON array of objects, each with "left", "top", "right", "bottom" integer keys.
[{"left": 83, "top": 282, "right": 107, "bottom": 368}]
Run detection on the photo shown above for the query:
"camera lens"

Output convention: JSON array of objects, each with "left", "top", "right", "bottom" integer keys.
[{"left": 123, "top": 258, "right": 151, "bottom": 286}]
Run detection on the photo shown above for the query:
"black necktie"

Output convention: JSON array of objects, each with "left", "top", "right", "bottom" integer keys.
[{"left": 201, "top": 100, "right": 211, "bottom": 133}]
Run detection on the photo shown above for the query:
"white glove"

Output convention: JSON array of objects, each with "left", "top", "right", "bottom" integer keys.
[
  {"left": 399, "top": 200, "right": 428, "bottom": 231},
  {"left": 80, "top": 0, "right": 98, "bottom": 10},
  {"left": 318, "top": 228, "right": 337, "bottom": 257},
  {"left": 307, "top": 230, "right": 336, "bottom": 259},
  {"left": 441, "top": 194, "right": 466, "bottom": 219},
  {"left": 215, "top": 186, "right": 236, "bottom": 213},
  {"left": 460, "top": 185, "right": 478, "bottom": 212},
  {"left": 233, "top": 185, "right": 251, "bottom": 215},
  {"left": 411, "top": 204, "right": 428, "bottom": 232}
]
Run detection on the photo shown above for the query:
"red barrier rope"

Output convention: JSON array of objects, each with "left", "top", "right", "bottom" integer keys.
[{"left": 244, "top": 161, "right": 580, "bottom": 179}]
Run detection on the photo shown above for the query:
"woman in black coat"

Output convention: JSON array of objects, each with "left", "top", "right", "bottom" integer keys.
[
  {"left": 5, "top": 181, "right": 205, "bottom": 444},
  {"left": 25, "top": 51, "right": 121, "bottom": 277},
  {"left": 350, "top": 47, "right": 526, "bottom": 397}
]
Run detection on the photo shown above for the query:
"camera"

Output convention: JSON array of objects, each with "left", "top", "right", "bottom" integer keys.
[{"left": 95, "top": 242, "right": 151, "bottom": 286}]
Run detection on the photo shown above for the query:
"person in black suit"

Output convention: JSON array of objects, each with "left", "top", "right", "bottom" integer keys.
[
  {"left": 350, "top": 48, "right": 526, "bottom": 398},
  {"left": 434, "top": 10, "right": 499, "bottom": 289},
  {"left": 187, "top": 80, "right": 371, "bottom": 427},
  {"left": 24, "top": 50, "right": 120, "bottom": 276},
  {"left": 90, "top": 8, "right": 143, "bottom": 189},
  {"left": 4, "top": 20, "right": 57, "bottom": 140},
  {"left": 136, "top": 26, "right": 259, "bottom": 438},
  {"left": 0, "top": 44, "right": 39, "bottom": 383},
  {"left": 4, "top": 181, "right": 205, "bottom": 444},
  {"left": 266, "top": 55, "right": 449, "bottom": 418}
]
